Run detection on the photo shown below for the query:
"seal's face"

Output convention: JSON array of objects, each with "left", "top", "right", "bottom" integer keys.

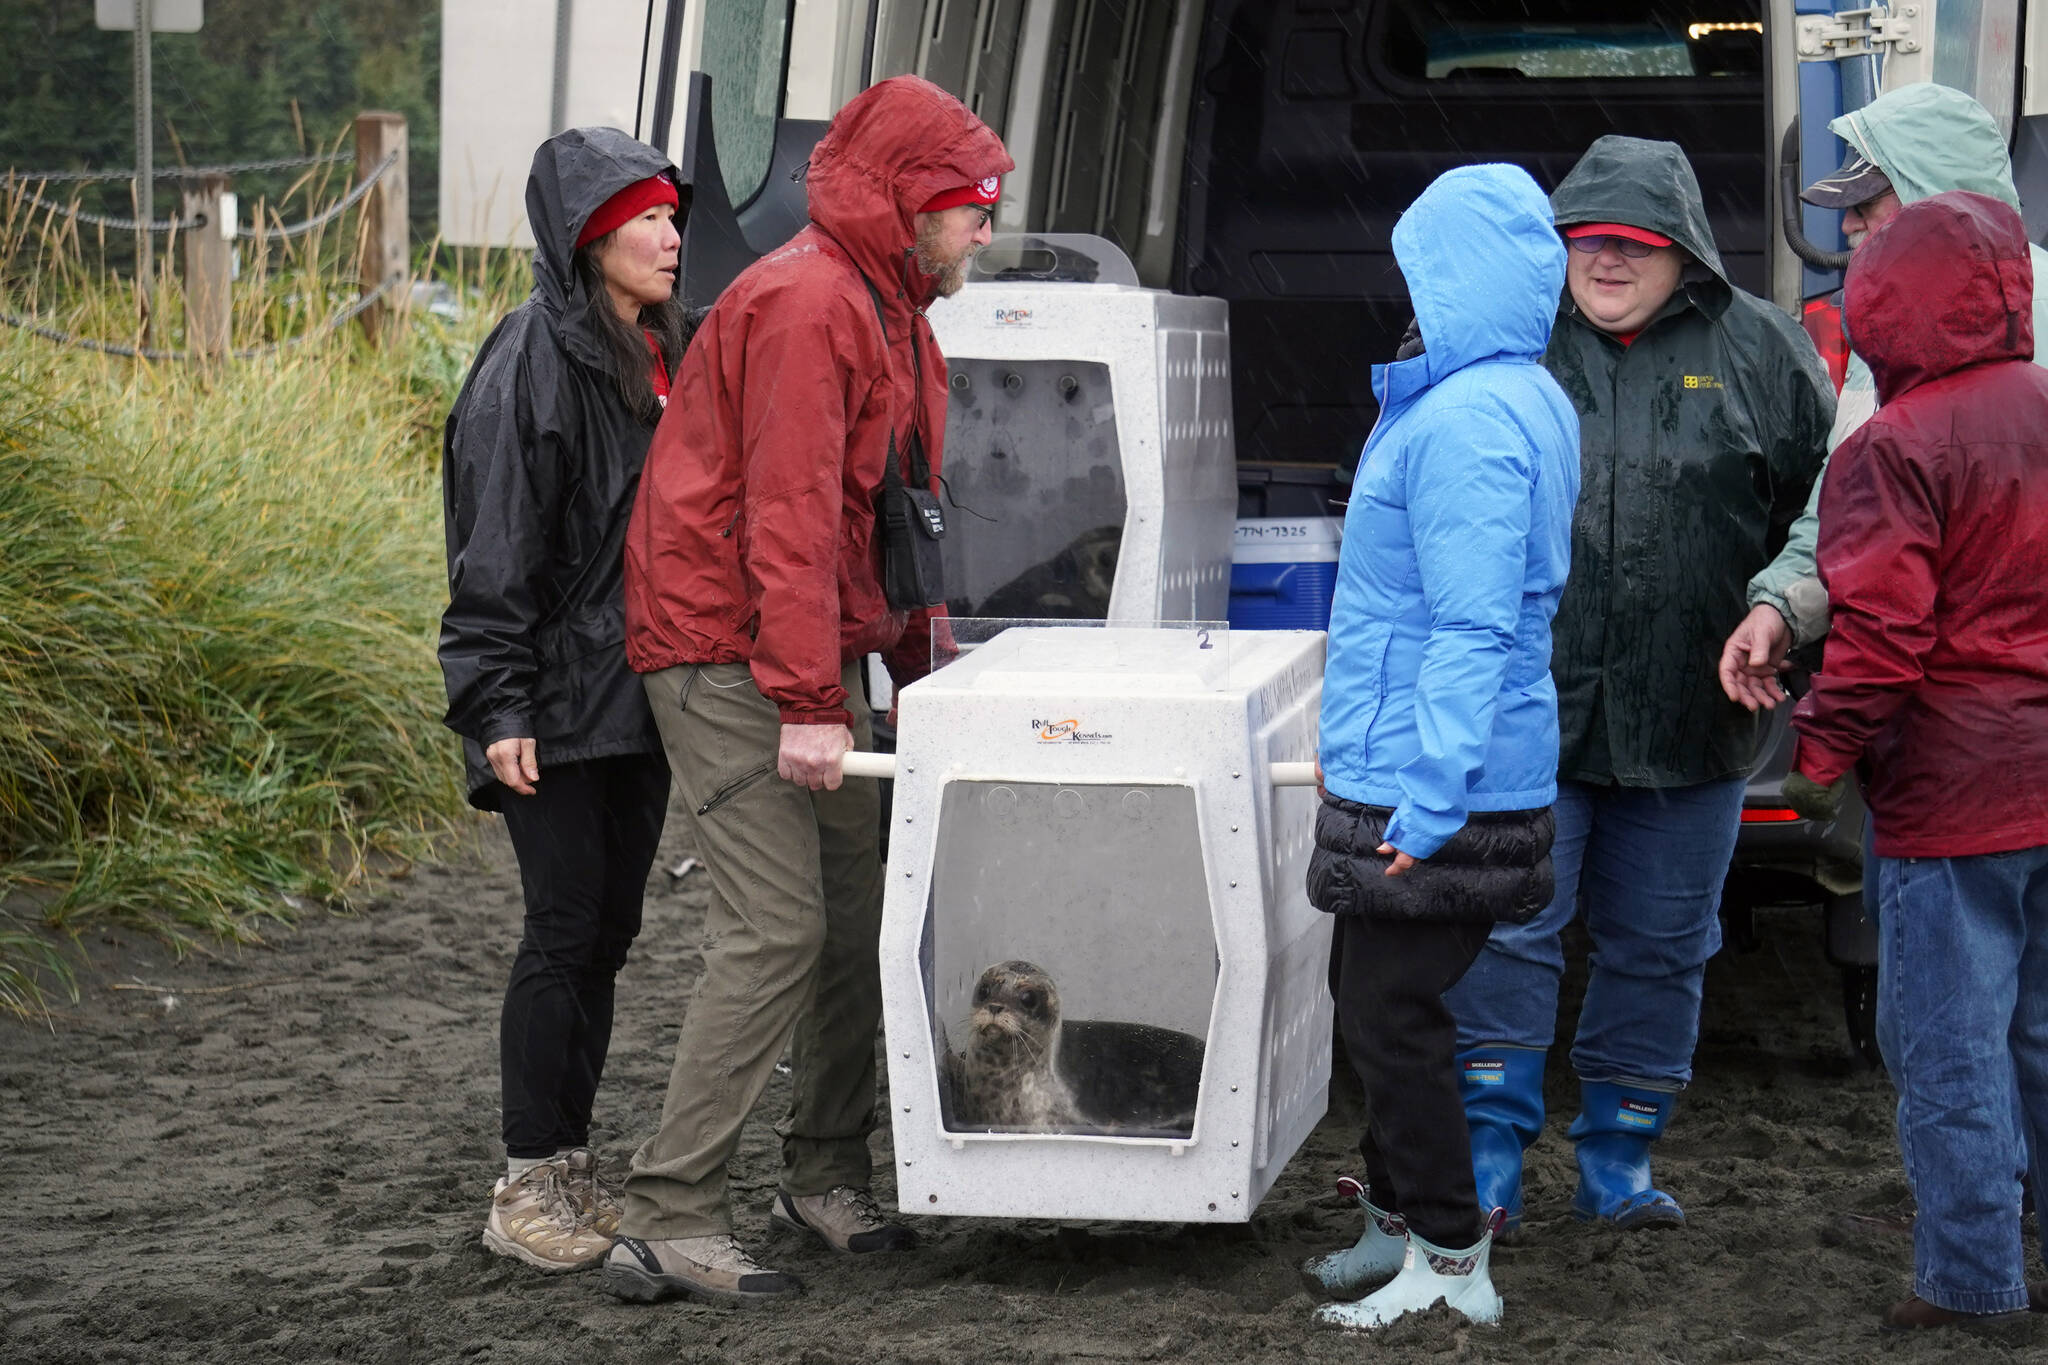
[{"left": 967, "top": 960, "right": 1060, "bottom": 1060}]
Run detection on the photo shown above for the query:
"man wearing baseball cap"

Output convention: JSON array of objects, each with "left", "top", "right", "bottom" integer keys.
[
  {"left": 1445, "top": 135, "right": 1834, "bottom": 1242},
  {"left": 605, "top": 75, "right": 1010, "bottom": 1308},
  {"left": 1723, "top": 83, "right": 2048, "bottom": 708}
]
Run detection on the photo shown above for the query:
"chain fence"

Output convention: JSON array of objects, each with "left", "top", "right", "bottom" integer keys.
[
  {"left": 2, "top": 150, "right": 353, "bottom": 185},
  {"left": 8, "top": 187, "right": 202, "bottom": 233},
  {"left": 262, "top": 151, "right": 398, "bottom": 238},
  {"left": 0, "top": 276, "right": 396, "bottom": 361},
  {"left": 4, "top": 151, "right": 398, "bottom": 237}
]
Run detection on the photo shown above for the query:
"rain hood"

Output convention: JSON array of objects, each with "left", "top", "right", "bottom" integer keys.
[
  {"left": 1849, "top": 190, "right": 2034, "bottom": 404},
  {"left": 804, "top": 75, "right": 1013, "bottom": 308},
  {"left": 1388, "top": 162, "right": 1567, "bottom": 390},
  {"left": 1831, "top": 82, "right": 2020, "bottom": 209},
  {"left": 1548, "top": 135, "right": 1726, "bottom": 284},
  {"left": 522, "top": 126, "right": 685, "bottom": 366}
]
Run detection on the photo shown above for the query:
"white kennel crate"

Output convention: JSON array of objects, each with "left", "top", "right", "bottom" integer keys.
[
  {"left": 924, "top": 235, "right": 1237, "bottom": 625},
  {"left": 877, "top": 624, "right": 1329, "bottom": 1223}
]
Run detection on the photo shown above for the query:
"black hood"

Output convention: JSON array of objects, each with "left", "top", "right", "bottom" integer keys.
[
  {"left": 1549, "top": 135, "right": 1726, "bottom": 285},
  {"left": 522, "top": 127, "right": 686, "bottom": 355}
]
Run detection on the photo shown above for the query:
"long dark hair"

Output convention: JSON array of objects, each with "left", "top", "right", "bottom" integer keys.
[{"left": 572, "top": 227, "right": 693, "bottom": 425}]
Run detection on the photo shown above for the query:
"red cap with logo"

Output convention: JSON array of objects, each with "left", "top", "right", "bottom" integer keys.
[
  {"left": 918, "top": 174, "right": 1002, "bottom": 214},
  {"left": 576, "top": 174, "right": 680, "bottom": 249}
]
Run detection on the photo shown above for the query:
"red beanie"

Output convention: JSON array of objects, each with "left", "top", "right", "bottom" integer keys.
[
  {"left": 917, "top": 174, "right": 1002, "bottom": 215},
  {"left": 575, "top": 174, "right": 679, "bottom": 249}
]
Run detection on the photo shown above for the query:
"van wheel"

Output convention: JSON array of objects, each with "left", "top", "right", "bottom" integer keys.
[{"left": 1841, "top": 965, "right": 1882, "bottom": 1069}]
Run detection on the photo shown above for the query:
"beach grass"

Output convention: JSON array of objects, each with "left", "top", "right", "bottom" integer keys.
[{"left": 0, "top": 188, "right": 523, "bottom": 1016}]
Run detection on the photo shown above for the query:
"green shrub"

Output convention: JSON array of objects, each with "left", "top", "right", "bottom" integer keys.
[{"left": 0, "top": 250, "right": 511, "bottom": 1014}]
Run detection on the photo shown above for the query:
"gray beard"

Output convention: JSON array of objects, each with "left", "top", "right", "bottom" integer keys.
[{"left": 915, "top": 240, "right": 973, "bottom": 297}]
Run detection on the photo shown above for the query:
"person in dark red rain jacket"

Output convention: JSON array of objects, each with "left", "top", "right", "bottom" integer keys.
[
  {"left": 1784, "top": 189, "right": 2048, "bottom": 1331},
  {"left": 606, "top": 76, "right": 1012, "bottom": 1308}
]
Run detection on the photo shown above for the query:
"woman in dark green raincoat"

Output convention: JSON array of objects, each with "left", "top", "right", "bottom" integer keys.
[{"left": 1442, "top": 136, "right": 1835, "bottom": 1235}]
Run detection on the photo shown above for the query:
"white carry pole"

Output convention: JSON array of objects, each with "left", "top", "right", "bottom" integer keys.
[{"left": 839, "top": 753, "right": 1318, "bottom": 787}]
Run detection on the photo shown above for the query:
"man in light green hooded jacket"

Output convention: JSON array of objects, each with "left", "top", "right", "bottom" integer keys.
[{"left": 1719, "top": 83, "right": 2048, "bottom": 705}]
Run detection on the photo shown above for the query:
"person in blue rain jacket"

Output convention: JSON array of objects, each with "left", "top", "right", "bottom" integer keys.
[{"left": 1301, "top": 163, "right": 1580, "bottom": 1332}]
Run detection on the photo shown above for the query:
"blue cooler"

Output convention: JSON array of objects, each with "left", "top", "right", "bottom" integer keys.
[{"left": 1227, "top": 517, "right": 1344, "bottom": 630}]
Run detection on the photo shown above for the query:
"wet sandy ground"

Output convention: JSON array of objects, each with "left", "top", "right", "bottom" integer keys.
[{"left": 5, "top": 805, "right": 2042, "bottom": 1364}]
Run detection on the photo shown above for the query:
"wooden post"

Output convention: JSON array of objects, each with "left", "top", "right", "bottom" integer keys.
[
  {"left": 132, "top": 0, "right": 154, "bottom": 335},
  {"left": 354, "top": 111, "right": 409, "bottom": 344},
  {"left": 181, "top": 174, "right": 232, "bottom": 361}
]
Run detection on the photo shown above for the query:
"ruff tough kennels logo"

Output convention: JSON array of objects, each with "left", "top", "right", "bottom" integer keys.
[{"left": 1032, "top": 717, "right": 1113, "bottom": 745}]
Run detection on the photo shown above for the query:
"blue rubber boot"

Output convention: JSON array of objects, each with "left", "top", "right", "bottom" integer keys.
[
  {"left": 1458, "top": 1046, "right": 1546, "bottom": 1235},
  {"left": 1568, "top": 1079, "right": 1685, "bottom": 1229}
]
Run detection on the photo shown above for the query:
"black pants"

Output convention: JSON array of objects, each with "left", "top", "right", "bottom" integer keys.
[
  {"left": 1329, "top": 914, "right": 1493, "bottom": 1247},
  {"left": 497, "top": 753, "right": 669, "bottom": 1158}
]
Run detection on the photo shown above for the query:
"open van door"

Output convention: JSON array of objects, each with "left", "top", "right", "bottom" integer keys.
[
  {"left": 640, "top": 0, "right": 836, "bottom": 307},
  {"left": 669, "top": 72, "right": 827, "bottom": 306}
]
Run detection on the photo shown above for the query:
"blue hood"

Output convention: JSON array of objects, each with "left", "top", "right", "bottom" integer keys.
[{"left": 1392, "top": 164, "right": 1566, "bottom": 385}]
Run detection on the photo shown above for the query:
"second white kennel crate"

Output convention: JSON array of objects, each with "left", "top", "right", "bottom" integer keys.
[
  {"left": 878, "top": 624, "right": 1329, "bottom": 1222},
  {"left": 923, "top": 235, "right": 1237, "bottom": 625}
]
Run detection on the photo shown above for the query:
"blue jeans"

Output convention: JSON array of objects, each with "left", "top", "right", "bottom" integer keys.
[
  {"left": 1447, "top": 777, "right": 1746, "bottom": 1086},
  {"left": 1875, "top": 845, "right": 2048, "bottom": 1315}
]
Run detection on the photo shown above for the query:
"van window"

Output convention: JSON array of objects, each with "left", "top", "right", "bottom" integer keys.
[
  {"left": 700, "top": 0, "right": 795, "bottom": 207},
  {"left": 1932, "top": 0, "right": 2021, "bottom": 138},
  {"left": 1379, "top": 1, "right": 1762, "bottom": 83}
]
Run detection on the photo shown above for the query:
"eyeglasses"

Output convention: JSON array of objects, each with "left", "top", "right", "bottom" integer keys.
[{"left": 1568, "top": 234, "right": 1657, "bottom": 259}]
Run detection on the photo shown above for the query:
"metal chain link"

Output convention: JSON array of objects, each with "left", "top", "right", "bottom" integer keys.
[
  {"left": 262, "top": 151, "right": 398, "bottom": 238},
  {"left": 3, "top": 150, "right": 353, "bottom": 185},
  {"left": 5, "top": 151, "right": 399, "bottom": 238},
  {"left": 0, "top": 276, "right": 397, "bottom": 362},
  {"left": 7, "top": 186, "right": 203, "bottom": 233}
]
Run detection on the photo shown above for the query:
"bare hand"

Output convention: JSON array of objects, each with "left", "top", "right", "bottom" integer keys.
[
  {"left": 1375, "top": 841, "right": 1418, "bottom": 877},
  {"left": 1719, "top": 603, "right": 1794, "bottom": 712},
  {"left": 778, "top": 723, "right": 854, "bottom": 791},
  {"left": 487, "top": 736, "right": 539, "bottom": 796}
]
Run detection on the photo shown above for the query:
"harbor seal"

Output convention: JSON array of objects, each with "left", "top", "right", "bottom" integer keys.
[
  {"left": 941, "top": 960, "right": 1080, "bottom": 1130},
  {"left": 940, "top": 959, "right": 1206, "bottom": 1136}
]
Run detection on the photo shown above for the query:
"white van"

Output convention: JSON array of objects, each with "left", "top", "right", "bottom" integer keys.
[
  {"left": 448, "top": 1, "right": 2044, "bottom": 482},
  {"left": 443, "top": 0, "right": 2048, "bottom": 1059}
]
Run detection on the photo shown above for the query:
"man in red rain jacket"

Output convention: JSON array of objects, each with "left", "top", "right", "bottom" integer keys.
[
  {"left": 608, "top": 76, "right": 1011, "bottom": 1306},
  {"left": 1785, "top": 190, "right": 2048, "bottom": 1330}
]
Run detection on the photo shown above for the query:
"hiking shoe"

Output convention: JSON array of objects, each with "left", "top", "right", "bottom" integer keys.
[
  {"left": 558, "top": 1148, "right": 623, "bottom": 1236},
  {"left": 770, "top": 1186, "right": 919, "bottom": 1254},
  {"left": 481, "top": 1161, "right": 612, "bottom": 1273},
  {"left": 602, "top": 1233, "right": 803, "bottom": 1306}
]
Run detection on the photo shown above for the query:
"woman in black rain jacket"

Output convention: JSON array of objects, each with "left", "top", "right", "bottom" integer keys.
[{"left": 438, "top": 125, "right": 689, "bottom": 1274}]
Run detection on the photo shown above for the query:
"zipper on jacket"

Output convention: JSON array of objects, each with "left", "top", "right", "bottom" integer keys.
[
  {"left": 721, "top": 506, "right": 742, "bottom": 538},
  {"left": 696, "top": 762, "right": 775, "bottom": 816}
]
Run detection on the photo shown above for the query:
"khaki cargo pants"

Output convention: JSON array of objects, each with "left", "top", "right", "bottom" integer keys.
[{"left": 620, "top": 660, "right": 885, "bottom": 1239}]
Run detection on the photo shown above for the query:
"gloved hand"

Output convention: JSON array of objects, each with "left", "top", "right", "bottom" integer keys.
[{"left": 1781, "top": 770, "right": 1848, "bottom": 823}]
